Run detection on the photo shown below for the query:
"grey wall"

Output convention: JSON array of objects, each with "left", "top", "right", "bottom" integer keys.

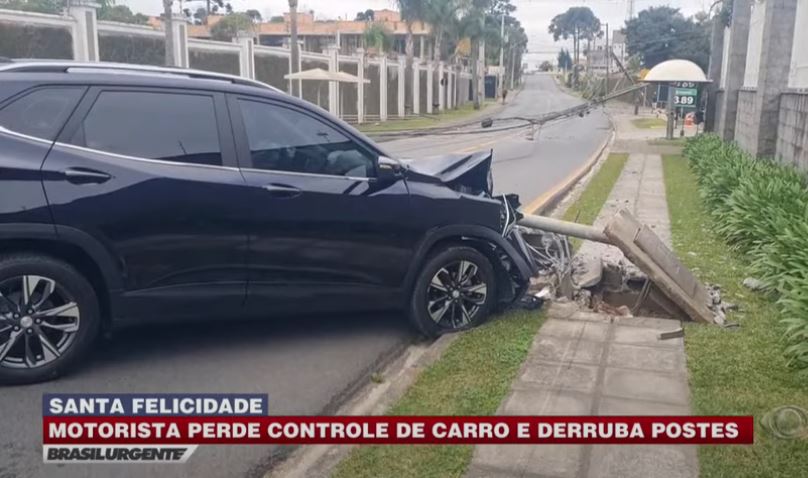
[
  {"left": 735, "top": 89, "right": 760, "bottom": 153},
  {"left": 99, "top": 33, "right": 163, "bottom": 65},
  {"left": 189, "top": 49, "right": 240, "bottom": 75},
  {"left": 254, "top": 54, "right": 288, "bottom": 90},
  {"left": 0, "top": 21, "right": 72, "bottom": 59},
  {"left": 776, "top": 92, "right": 808, "bottom": 170}
]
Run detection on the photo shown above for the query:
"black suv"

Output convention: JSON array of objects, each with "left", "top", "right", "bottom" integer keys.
[{"left": 0, "top": 61, "right": 534, "bottom": 384}]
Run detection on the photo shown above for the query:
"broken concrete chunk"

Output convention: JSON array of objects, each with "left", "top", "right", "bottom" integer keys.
[
  {"left": 742, "top": 277, "right": 767, "bottom": 291},
  {"left": 571, "top": 254, "right": 603, "bottom": 288}
]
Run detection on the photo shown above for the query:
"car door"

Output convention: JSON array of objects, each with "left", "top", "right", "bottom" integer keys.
[
  {"left": 227, "top": 95, "right": 416, "bottom": 314},
  {"left": 41, "top": 86, "right": 250, "bottom": 323}
]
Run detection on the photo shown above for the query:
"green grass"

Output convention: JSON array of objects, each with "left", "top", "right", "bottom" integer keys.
[
  {"left": 356, "top": 101, "right": 495, "bottom": 133},
  {"left": 332, "top": 309, "right": 544, "bottom": 478},
  {"left": 662, "top": 154, "right": 808, "bottom": 478},
  {"left": 631, "top": 117, "right": 667, "bottom": 129},
  {"left": 562, "top": 153, "right": 629, "bottom": 249}
]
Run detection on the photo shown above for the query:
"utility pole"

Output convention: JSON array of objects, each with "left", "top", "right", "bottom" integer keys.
[
  {"left": 499, "top": 14, "right": 505, "bottom": 99},
  {"left": 604, "top": 23, "right": 609, "bottom": 97},
  {"left": 510, "top": 46, "right": 516, "bottom": 89},
  {"left": 289, "top": 0, "right": 300, "bottom": 97}
]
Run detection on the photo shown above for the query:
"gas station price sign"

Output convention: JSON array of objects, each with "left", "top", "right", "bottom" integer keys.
[{"left": 673, "top": 81, "right": 698, "bottom": 108}]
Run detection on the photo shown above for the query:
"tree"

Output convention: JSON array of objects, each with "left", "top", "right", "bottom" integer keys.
[
  {"left": 210, "top": 12, "right": 252, "bottom": 41},
  {"left": 355, "top": 9, "right": 375, "bottom": 21},
  {"left": 540, "top": 60, "right": 553, "bottom": 72},
  {"left": 425, "top": 0, "right": 460, "bottom": 62},
  {"left": 245, "top": 9, "right": 262, "bottom": 23},
  {"left": 0, "top": 0, "right": 62, "bottom": 14},
  {"left": 624, "top": 6, "right": 711, "bottom": 70},
  {"left": 98, "top": 5, "right": 149, "bottom": 25},
  {"left": 397, "top": 0, "right": 428, "bottom": 114},
  {"left": 557, "top": 48, "right": 572, "bottom": 70},
  {"left": 363, "top": 22, "right": 393, "bottom": 53},
  {"left": 457, "top": 0, "right": 489, "bottom": 109},
  {"left": 548, "top": 7, "right": 601, "bottom": 67}
]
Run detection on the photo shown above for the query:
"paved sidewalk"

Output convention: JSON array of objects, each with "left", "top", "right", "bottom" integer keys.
[{"left": 465, "top": 114, "right": 697, "bottom": 478}]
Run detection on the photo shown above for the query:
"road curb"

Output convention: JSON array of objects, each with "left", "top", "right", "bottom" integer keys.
[{"left": 523, "top": 115, "right": 616, "bottom": 216}]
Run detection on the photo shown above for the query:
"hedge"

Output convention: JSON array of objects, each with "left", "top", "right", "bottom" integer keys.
[{"left": 684, "top": 134, "right": 808, "bottom": 369}]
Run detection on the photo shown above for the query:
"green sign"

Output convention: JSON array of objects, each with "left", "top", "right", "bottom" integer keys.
[{"left": 673, "top": 86, "right": 698, "bottom": 108}]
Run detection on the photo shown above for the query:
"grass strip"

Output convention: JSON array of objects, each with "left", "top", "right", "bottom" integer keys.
[
  {"left": 631, "top": 117, "right": 667, "bottom": 129},
  {"left": 662, "top": 154, "right": 808, "bottom": 478},
  {"left": 561, "top": 153, "right": 629, "bottom": 249},
  {"left": 356, "top": 101, "right": 495, "bottom": 133},
  {"left": 332, "top": 309, "right": 543, "bottom": 478}
]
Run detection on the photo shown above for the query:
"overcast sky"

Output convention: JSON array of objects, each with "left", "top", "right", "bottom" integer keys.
[{"left": 123, "top": 0, "right": 711, "bottom": 63}]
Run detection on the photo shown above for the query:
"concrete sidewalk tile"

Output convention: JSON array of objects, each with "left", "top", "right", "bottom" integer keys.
[
  {"left": 529, "top": 335, "right": 605, "bottom": 366},
  {"left": 612, "top": 325, "right": 683, "bottom": 349},
  {"left": 524, "top": 445, "right": 584, "bottom": 478},
  {"left": 465, "top": 463, "right": 546, "bottom": 478},
  {"left": 539, "top": 319, "right": 610, "bottom": 343},
  {"left": 520, "top": 360, "right": 599, "bottom": 394},
  {"left": 472, "top": 444, "right": 533, "bottom": 476},
  {"left": 606, "top": 343, "right": 686, "bottom": 374},
  {"left": 586, "top": 445, "right": 697, "bottom": 478},
  {"left": 602, "top": 368, "right": 690, "bottom": 406},
  {"left": 500, "top": 388, "right": 593, "bottom": 416},
  {"left": 597, "top": 396, "right": 691, "bottom": 416}
]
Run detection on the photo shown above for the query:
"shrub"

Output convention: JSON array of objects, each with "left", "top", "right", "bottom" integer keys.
[{"left": 684, "top": 134, "right": 808, "bottom": 370}]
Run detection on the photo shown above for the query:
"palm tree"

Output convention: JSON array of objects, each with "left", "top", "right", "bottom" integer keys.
[
  {"left": 397, "top": 0, "right": 427, "bottom": 114},
  {"left": 458, "top": 2, "right": 487, "bottom": 109},
  {"left": 363, "top": 22, "right": 393, "bottom": 54},
  {"left": 425, "top": 0, "right": 459, "bottom": 62}
]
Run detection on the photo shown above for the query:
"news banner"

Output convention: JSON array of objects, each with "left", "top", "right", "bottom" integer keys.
[{"left": 42, "top": 393, "right": 753, "bottom": 463}]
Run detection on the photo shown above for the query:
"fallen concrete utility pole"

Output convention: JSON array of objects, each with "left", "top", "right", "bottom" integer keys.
[
  {"left": 518, "top": 214, "right": 609, "bottom": 244},
  {"left": 518, "top": 209, "right": 722, "bottom": 324}
]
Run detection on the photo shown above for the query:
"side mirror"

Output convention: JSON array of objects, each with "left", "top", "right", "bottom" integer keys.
[{"left": 377, "top": 156, "right": 404, "bottom": 183}]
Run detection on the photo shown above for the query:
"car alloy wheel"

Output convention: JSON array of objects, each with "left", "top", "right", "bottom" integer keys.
[
  {"left": 426, "top": 260, "right": 489, "bottom": 329},
  {"left": 0, "top": 275, "right": 81, "bottom": 369}
]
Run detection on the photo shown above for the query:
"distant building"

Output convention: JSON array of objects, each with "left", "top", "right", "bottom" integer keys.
[{"left": 184, "top": 9, "right": 433, "bottom": 57}]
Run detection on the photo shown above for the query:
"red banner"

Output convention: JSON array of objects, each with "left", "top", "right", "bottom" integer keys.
[{"left": 43, "top": 416, "right": 754, "bottom": 445}]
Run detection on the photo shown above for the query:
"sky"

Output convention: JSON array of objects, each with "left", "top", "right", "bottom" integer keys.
[{"left": 124, "top": 0, "right": 711, "bottom": 64}]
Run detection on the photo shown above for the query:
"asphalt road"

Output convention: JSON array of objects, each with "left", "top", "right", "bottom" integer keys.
[{"left": 0, "top": 74, "right": 611, "bottom": 478}]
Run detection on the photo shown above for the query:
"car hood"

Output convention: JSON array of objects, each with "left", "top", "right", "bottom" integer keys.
[{"left": 399, "top": 150, "right": 493, "bottom": 185}]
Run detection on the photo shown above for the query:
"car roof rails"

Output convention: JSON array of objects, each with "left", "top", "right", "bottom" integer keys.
[{"left": 0, "top": 60, "right": 281, "bottom": 93}]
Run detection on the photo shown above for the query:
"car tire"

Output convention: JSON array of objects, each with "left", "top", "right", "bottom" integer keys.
[
  {"left": 409, "top": 246, "right": 497, "bottom": 337},
  {"left": 0, "top": 254, "right": 100, "bottom": 385}
]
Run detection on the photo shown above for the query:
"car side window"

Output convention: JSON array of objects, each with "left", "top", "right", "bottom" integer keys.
[
  {"left": 0, "top": 87, "right": 84, "bottom": 141},
  {"left": 238, "top": 99, "right": 376, "bottom": 178},
  {"left": 71, "top": 91, "right": 222, "bottom": 166}
]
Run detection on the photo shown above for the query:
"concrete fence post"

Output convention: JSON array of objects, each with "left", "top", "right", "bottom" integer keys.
[
  {"left": 426, "top": 61, "right": 433, "bottom": 114},
  {"left": 413, "top": 62, "right": 420, "bottom": 115},
  {"left": 67, "top": 1, "right": 100, "bottom": 62},
  {"left": 741, "top": 0, "right": 799, "bottom": 157},
  {"left": 379, "top": 55, "right": 388, "bottom": 122},
  {"left": 447, "top": 66, "right": 454, "bottom": 110},
  {"left": 398, "top": 57, "right": 406, "bottom": 118},
  {"left": 172, "top": 14, "right": 189, "bottom": 68},
  {"left": 235, "top": 32, "right": 255, "bottom": 79},
  {"left": 438, "top": 61, "right": 445, "bottom": 111},
  {"left": 356, "top": 48, "right": 365, "bottom": 124},
  {"left": 717, "top": 0, "right": 751, "bottom": 141},
  {"left": 327, "top": 45, "right": 339, "bottom": 117}
]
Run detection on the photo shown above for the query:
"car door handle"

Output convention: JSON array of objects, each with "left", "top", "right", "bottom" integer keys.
[
  {"left": 262, "top": 183, "right": 302, "bottom": 198},
  {"left": 62, "top": 167, "right": 112, "bottom": 184}
]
